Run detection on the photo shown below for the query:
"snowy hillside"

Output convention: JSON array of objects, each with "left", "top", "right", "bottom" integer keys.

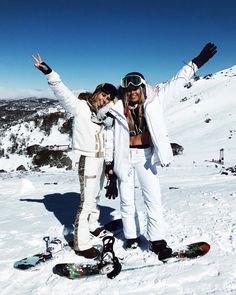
[
  {"left": 166, "top": 66, "right": 236, "bottom": 164},
  {"left": 0, "top": 66, "right": 236, "bottom": 295},
  {"left": 0, "top": 98, "right": 73, "bottom": 171}
]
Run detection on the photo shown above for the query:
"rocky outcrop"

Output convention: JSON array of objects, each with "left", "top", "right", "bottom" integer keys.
[
  {"left": 0, "top": 98, "right": 73, "bottom": 171},
  {"left": 171, "top": 143, "right": 184, "bottom": 156}
]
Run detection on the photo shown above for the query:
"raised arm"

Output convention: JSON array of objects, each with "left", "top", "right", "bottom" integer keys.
[
  {"left": 32, "top": 54, "right": 81, "bottom": 115},
  {"left": 159, "top": 42, "right": 217, "bottom": 109}
]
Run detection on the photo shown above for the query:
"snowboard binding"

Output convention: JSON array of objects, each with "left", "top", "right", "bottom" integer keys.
[
  {"left": 43, "top": 236, "right": 63, "bottom": 254},
  {"left": 99, "top": 236, "right": 122, "bottom": 279}
]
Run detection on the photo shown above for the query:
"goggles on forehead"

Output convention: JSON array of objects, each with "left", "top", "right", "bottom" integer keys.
[{"left": 121, "top": 75, "right": 146, "bottom": 88}]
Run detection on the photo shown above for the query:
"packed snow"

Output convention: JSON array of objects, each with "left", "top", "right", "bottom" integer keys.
[{"left": 0, "top": 66, "right": 236, "bottom": 294}]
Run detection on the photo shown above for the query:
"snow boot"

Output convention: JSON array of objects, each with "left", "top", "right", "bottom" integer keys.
[
  {"left": 149, "top": 239, "right": 172, "bottom": 261},
  {"left": 125, "top": 237, "right": 140, "bottom": 250},
  {"left": 75, "top": 247, "right": 100, "bottom": 259}
]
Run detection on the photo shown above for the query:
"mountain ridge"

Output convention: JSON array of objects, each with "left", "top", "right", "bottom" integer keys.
[{"left": 0, "top": 66, "right": 235, "bottom": 171}]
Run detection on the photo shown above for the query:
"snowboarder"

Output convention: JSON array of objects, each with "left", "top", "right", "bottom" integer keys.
[
  {"left": 32, "top": 54, "right": 117, "bottom": 259},
  {"left": 104, "top": 43, "right": 217, "bottom": 260}
]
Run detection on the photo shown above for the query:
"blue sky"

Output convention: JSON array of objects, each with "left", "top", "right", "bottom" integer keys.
[{"left": 0, "top": 0, "right": 235, "bottom": 94}]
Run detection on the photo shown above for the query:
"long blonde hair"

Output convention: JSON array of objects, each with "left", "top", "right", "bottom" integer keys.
[{"left": 122, "top": 86, "right": 146, "bottom": 133}]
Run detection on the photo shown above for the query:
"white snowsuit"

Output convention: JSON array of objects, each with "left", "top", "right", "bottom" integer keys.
[
  {"left": 46, "top": 71, "right": 106, "bottom": 251},
  {"left": 105, "top": 62, "right": 198, "bottom": 241}
]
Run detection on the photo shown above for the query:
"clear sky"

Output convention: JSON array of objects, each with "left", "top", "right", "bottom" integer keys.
[{"left": 0, "top": 0, "right": 235, "bottom": 94}]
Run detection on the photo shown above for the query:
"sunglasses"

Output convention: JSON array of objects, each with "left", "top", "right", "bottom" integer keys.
[{"left": 121, "top": 75, "right": 146, "bottom": 88}]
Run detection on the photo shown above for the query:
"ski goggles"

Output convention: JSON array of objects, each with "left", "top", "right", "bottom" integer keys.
[{"left": 121, "top": 75, "right": 146, "bottom": 88}]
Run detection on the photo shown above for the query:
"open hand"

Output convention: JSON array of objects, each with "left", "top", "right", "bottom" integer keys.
[{"left": 192, "top": 42, "right": 217, "bottom": 69}]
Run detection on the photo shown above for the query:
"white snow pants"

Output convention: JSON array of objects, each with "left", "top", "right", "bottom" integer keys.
[
  {"left": 119, "top": 147, "right": 166, "bottom": 242},
  {"left": 74, "top": 155, "right": 105, "bottom": 251}
]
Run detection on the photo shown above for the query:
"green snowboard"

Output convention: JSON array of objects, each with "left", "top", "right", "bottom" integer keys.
[{"left": 53, "top": 241, "right": 210, "bottom": 279}]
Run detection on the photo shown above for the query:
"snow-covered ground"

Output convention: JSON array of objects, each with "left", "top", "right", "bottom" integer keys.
[{"left": 0, "top": 66, "right": 236, "bottom": 294}]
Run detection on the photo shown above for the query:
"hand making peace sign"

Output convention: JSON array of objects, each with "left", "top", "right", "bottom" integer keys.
[{"left": 32, "top": 54, "right": 52, "bottom": 74}]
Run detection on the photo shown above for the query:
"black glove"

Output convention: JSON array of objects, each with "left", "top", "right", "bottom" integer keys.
[
  {"left": 105, "top": 175, "right": 118, "bottom": 200},
  {"left": 105, "top": 161, "right": 114, "bottom": 175},
  {"left": 192, "top": 42, "right": 217, "bottom": 68},
  {"left": 38, "top": 62, "right": 52, "bottom": 75}
]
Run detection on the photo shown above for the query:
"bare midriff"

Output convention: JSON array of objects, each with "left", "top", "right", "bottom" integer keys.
[{"left": 130, "top": 131, "right": 151, "bottom": 146}]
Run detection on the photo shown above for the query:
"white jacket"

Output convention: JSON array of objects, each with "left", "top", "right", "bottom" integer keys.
[
  {"left": 105, "top": 61, "right": 198, "bottom": 180},
  {"left": 46, "top": 71, "right": 106, "bottom": 158}
]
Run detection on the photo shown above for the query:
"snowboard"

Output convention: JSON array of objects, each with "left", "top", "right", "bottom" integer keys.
[
  {"left": 53, "top": 241, "right": 210, "bottom": 280},
  {"left": 13, "top": 219, "right": 123, "bottom": 271},
  {"left": 14, "top": 252, "right": 53, "bottom": 270},
  {"left": 13, "top": 237, "right": 64, "bottom": 270}
]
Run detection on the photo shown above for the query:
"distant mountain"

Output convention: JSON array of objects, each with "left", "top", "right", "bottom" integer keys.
[{"left": 0, "top": 98, "right": 72, "bottom": 171}]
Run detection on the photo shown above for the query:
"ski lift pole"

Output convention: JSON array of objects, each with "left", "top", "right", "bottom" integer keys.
[{"left": 219, "top": 148, "right": 224, "bottom": 165}]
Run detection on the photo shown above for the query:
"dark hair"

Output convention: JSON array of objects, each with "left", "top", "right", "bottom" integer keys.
[
  {"left": 93, "top": 83, "right": 117, "bottom": 100},
  {"left": 78, "top": 92, "right": 93, "bottom": 100}
]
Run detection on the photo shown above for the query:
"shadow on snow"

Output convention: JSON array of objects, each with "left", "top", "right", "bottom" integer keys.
[{"left": 20, "top": 192, "right": 117, "bottom": 243}]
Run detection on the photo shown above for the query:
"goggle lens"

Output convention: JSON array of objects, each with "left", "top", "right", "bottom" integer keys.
[{"left": 121, "top": 75, "right": 145, "bottom": 88}]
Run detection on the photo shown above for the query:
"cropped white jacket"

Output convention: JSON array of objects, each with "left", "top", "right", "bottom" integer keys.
[{"left": 105, "top": 62, "right": 198, "bottom": 180}]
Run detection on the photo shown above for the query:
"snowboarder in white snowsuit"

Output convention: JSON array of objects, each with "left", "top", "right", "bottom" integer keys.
[
  {"left": 104, "top": 43, "right": 217, "bottom": 260},
  {"left": 32, "top": 54, "right": 117, "bottom": 259}
]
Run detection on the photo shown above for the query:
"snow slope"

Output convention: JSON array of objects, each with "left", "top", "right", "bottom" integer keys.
[{"left": 0, "top": 66, "right": 236, "bottom": 295}]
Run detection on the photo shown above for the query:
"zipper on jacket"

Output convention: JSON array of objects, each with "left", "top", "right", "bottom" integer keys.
[
  {"left": 144, "top": 105, "right": 165, "bottom": 165},
  {"left": 95, "top": 126, "right": 105, "bottom": 158}
]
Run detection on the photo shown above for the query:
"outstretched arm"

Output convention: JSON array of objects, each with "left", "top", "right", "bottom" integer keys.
[
  {"left": 160, "top": 42, "right": 217, "bottom": 108},
  {"left": 32, "top": 53, "right": 81, "bottom": 115}
]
